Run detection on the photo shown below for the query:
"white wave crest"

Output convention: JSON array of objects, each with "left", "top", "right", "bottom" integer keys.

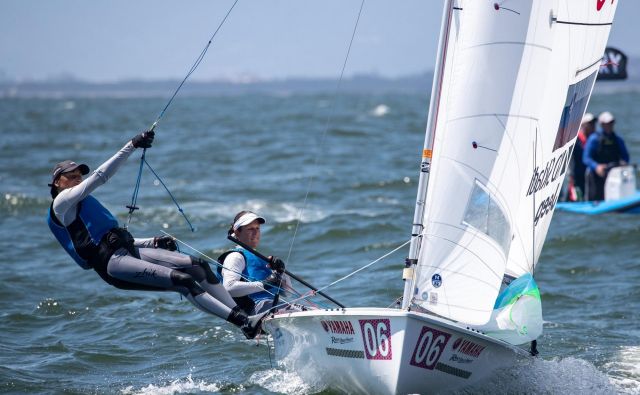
[
  {"left": 249, "top": 368, "right": 319, "bottom": 395},
  {"left": 190, "top": 199, "right": 328, "bottom": 225},
  {"left": 468, "top": 356, "right": 621, "bottom": 394},
  {"left": 120, "top": 374, "right": 222, "bottom": 395},
  {"left": 604, "top": 346, "right": 640, "bottom": 394},
  {"left": 370, "top": 104, "right": 390, "bottom": 117}
]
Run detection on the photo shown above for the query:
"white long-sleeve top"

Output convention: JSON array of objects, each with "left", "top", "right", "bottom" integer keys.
[{"left": 221, "top": 248, "right": 291, "bottom": 297}]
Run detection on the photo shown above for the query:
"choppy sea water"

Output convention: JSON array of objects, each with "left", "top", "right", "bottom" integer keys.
[{"left": 0, "top": 91, "right": 638, "bottom": 394}]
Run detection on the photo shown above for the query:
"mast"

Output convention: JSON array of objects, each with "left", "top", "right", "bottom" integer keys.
[{"left": 402, "top": 0, "right": 455, "bottom": 309}]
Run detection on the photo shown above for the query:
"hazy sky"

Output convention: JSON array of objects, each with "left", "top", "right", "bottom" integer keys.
[{"left": 1, "top": 1, "right": 638, "bottom": 82}]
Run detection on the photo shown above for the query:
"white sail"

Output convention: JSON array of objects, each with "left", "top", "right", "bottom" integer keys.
[{"left": 412, "top": 0, "right": 618, "bottom": 325}]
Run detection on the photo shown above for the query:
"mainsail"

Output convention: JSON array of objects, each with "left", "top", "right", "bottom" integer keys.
[{"left": 410, "top": 0, "right": 618, "bottom": 326}]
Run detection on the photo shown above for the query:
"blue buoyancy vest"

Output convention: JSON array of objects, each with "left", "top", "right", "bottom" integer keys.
[
  {"left": 219, "top": 247, "right": 273, "bottom": 302},
  {"left": 47, "top": 195, "right": 119, "bottom": 269}
]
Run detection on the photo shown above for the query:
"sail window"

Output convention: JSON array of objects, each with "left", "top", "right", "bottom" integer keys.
[{"left": 462, "top": 181, "right": 512, "bottom": 255}]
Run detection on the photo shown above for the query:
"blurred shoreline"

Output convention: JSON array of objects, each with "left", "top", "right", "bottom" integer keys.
[
  {"left": 3, "top": 66, "right": 640, "bottom": 99},
  {"left": 0, "top": 73, "right": 435, "bottom": 98}
]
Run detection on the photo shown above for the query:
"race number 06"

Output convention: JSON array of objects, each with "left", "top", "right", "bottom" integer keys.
[
  {"left": 359, "top": 319, "right": 392, "bottom": 360},
  {"left": 410, "top": 325, "right": 451, "bottom": 370}
]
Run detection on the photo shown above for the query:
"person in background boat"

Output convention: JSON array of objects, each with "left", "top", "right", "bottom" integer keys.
[
  {"left": 567, "top": 113, "right": 597, "bottom": 201},
  {"left": 218, "top": 211, "right": 291, "bottom": 315},
  {"left": 47, "top": 132, "right": 264, "bottom": 339},
  {"left": 583, "top": 111, "right": 630, "bottom": 201}
]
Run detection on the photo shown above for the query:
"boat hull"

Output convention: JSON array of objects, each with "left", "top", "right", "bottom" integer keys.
[
  {"left": 263, "top": 308, "right": 529, "bottom": 394},
  {"left": 555, "top": 191, "right": 640, "bottom": 214}
]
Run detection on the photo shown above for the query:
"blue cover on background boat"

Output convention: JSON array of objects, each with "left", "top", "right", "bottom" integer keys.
[{"left": 555, "top": 191, "right": 640, "bottom": 214}]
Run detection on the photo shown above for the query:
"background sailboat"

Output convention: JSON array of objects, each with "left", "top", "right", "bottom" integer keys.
[
  {"left": 263, "top": 1, "right": 619, "bottom": 393},
  {"left": 556, "top": 165, "right": 640, "bottom": 214}
]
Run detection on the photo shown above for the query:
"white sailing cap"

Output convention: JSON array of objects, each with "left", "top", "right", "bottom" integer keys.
[
  {"left": 233, "top": 212, "right": 265, "bottom": 230},
  {"left": 581, "top": 112, "right": 595, "bottom": 124},
  {"left": 598, "top": 111, "right": 615, "bottom": 124}
]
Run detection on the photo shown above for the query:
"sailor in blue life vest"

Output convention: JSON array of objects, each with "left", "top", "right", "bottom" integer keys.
[
  {"left": 47, "top": 131, "right": 265, "bottom": 339},
  {"left": 583, "top": 111, "right": 630, "bottom": 201},
  {"left": 567, "top": 112, "right": 597, "bottom": 201},
  {"left": 218, "top": 211, "right": 290, "bottom": 315}
]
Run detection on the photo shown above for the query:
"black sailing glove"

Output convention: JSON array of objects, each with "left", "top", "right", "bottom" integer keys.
[
  {"left": 154, "top": 236, "right": 177, "bottom": 251},
  {"left": 132, "top": 130, "right": 155, "bottom": 149},
  {"left": 269, "top": 257, "right": 286, "bottom": 273},
  {"left": 263, "top": 271, "right": 283, "bottom": 293}
]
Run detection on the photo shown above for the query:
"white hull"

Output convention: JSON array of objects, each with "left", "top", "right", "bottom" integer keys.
[{"left": 264, "top": 308, "right": 529, "bottom": 394}]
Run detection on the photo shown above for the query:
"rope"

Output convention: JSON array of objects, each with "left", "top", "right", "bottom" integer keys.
[
  {"left": 143, "top": 158, "right": 195, "bottom": 232},
  {"left": 125, "top": 149, "right": 147, "bottom": 228},
  {"left": 387, "top": 296, "right": 403, "bottom": 308},
  {"left": 285, "top": 0, "right": 366, "bottom": 263},
  {"left": 127, "top": 0, "right": 239, "bottom": 228},
  {"left": 161, "top": 231, "right": 294, "bottom": 302},
  {"left": 163, "top": 232, "right": 408, "bottom": 312},
  {"left": 271, "top": 238, "right": 411, "bottom": 310},
  {"left": 150, "top": 0, "right": 239, "bottom": 131},
  {"left": 315, "top": 239, "right": 410, "bottom": 294}
]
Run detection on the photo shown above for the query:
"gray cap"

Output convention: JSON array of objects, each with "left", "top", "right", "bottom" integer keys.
[{"left": 48, "top": 160, "right": 90, "bottom": 186}]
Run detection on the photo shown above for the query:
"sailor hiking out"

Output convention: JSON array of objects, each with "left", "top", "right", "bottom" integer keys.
[{"left": 47, "top": 131, "right": 265, "bottom": 339}]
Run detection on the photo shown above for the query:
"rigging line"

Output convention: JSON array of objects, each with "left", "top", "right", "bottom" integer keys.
[
  {"left": 150, "top": 0, "right": 239, "bottom": 131},
  {"left": 268, "top": 239, "right": 411, "bottom": 311},
  {"left": 126, "top": 149, "right": 147, "bottom": 228},
  {"left": 314, "top": 237, "right": 410, "bottom": 291},
  {"left": 127, "top": 0, "right": 238, "bottom": 227},
  {"left": 317, "top": 238, "right": 411, "bottom": 293},
  {"left": 143, "top": 157, "right": 195, "bottom": 232},
  {"left": 285, "top": 0, "right": 366, "bottom": 263},
  {"left": 161, "top": 230, "right": 294, "bottom": 303}
]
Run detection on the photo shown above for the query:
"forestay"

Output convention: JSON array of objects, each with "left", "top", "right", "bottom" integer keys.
[{"left": 411, "top": 0, "right": 617, "bottom": 325}]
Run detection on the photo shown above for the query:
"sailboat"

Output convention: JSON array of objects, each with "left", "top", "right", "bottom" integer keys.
[
  {"left": 556, "top": 165, "right": 640, "bottom": 214},
  {"left": 262, "top": 1, "right": 618, "bottom": 393}
]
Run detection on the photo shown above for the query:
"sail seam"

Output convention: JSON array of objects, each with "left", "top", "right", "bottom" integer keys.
[
  {"left": 421, "top": 231, "right": 504, "bottom": 282},
  {"left": 465, "top": 42, "right": 552, "bottom": 51},
  {"left": 448, "top": 113, "right": 538, "bottom": 122}
]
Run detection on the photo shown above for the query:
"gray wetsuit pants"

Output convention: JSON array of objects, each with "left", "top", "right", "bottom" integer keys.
[
  {"left": 106, "top": 247, "right": 207, "bottom": 292},
  {"left": 96, "top": 248, "right": 238, "bottom": 320}
]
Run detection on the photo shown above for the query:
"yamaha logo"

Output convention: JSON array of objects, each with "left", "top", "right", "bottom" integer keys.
[
  {"left": 321, "top": 320, "right": 355, "bottom": 335},
  {"left": 451, "top": 338, "right": 486, "bottom": 358}
]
